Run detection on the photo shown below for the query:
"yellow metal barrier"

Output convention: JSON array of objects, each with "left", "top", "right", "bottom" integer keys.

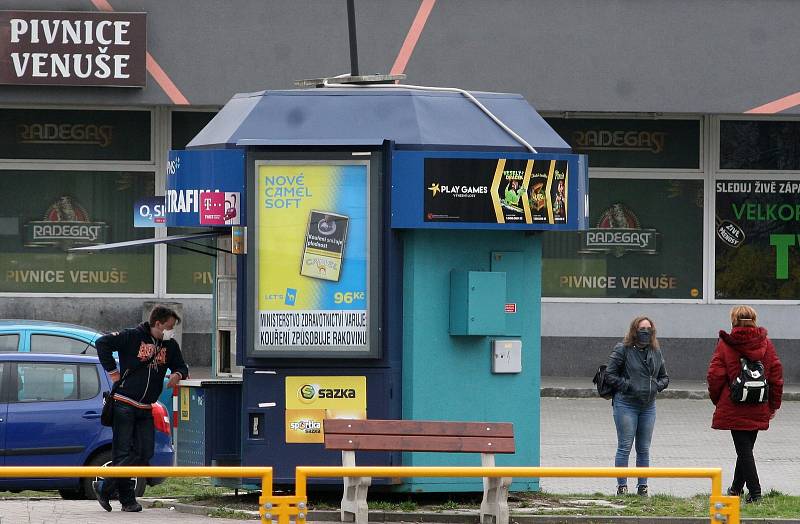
[
  {"left": 0, "top": 466, "right": 276, "bottom": 523},
  {"left": 295, "top": 466, "right": 740, "bottom": 524},
  {"left": 0, "top": 465, "right": 741, "bottom": 524}
]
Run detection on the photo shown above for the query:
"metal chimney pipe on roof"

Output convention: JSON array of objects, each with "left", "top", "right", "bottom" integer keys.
[{"left": 347, "top": 0, "right": 359, "bottom": 77}]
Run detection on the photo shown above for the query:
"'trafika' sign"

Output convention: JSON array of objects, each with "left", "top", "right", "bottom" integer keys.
[{"left": 0, "top": 11, "right": 146, "bottom": 87}]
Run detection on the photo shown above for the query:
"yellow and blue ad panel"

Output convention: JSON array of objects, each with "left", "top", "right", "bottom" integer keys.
[
  {"left": 284, "top": 376, "right": 367, "bottom": 444},
  {"left": 256, "top": 162, "right": 369, "bottom": 355}
]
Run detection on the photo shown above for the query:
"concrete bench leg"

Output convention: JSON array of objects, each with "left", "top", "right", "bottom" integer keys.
[
  {"left": 480, "top": 453, "right": 511, "bottom": 524},
  {"left": 340, "top": 450, "right": 371, "bottom": 524}
]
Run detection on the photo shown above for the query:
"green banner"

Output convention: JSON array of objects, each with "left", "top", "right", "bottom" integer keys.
[{"left": 715, "top": 180, "right": 800, "bottom": 299}]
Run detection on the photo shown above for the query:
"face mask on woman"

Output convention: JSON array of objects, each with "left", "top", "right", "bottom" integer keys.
[{"left": 637, "top": 328, "right": 652, "bottom": 347}]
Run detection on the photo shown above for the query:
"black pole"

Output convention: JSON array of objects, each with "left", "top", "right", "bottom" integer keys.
[{"left": 347, "top": 0, "right": 359, "bottom": 76}]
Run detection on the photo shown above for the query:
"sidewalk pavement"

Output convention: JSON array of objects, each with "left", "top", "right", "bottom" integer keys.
[{"left": 541, "top": 376, "right": 800, "bottom": 401}]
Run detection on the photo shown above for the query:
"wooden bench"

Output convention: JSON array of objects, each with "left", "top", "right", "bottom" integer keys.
[{"left": 324, "top": 419, "right": 515, "bottom": 524}]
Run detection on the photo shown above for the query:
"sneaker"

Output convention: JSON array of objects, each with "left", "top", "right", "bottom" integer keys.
[
  {"left": 121, "top": 502, "right": 143, "bottom": 512},
  {"left": 745, "top": 494, "right": 762, "bottom": 504},
  {"left": 727, "top": 487, "right": 742, "bottom": 497},
  {"left": 92, "top": 481, "right": 112, "bottom": 512},
  {"left": 616, "top": 485, "right": 628, "bottom": 495},
  {"left": 637, "top": 485, "right": 649, "bottom": 497}
]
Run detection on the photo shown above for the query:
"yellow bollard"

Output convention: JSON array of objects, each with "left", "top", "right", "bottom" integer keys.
[{"left": 709, "top": 495, "right": 740, "bottom": 524}]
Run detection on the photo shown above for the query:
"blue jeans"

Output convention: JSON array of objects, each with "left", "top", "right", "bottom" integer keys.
[
  {"left": 99, "top": 402, "right": 154, "bottom": 505},
  {"left": 613, "top": 394, "right": 656, "bottom": 487}
]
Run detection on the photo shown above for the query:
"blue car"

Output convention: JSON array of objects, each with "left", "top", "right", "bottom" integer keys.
[
  {"left": 0, "top": 352, "right": 174, "bottom": 499},
  {"left": 0, "top": 320, "right": 176, "bottom": 425}
]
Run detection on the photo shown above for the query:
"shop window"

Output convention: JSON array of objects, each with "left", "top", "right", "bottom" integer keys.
[
  {"left": 0, "top": 109, "right": 150, "bottom": 161},
  {"left": 165, "top": 111, "right": 218, "bottom": 295},
  {"left": 171, "top": 111, "right": 217, "bottom": 150},
  {"left": 0, "top": 171, "right": 154, "bottom": 293},
  {"left": 166, "top": 227, "right": 214, "bottom": 294},
  {"left": 545, "top": 118, "right": 701, "bottom": 169},
  {"left": 542, "top": 178, "right": 704, "bottom": 299},
  {"left": 720, "top": 120, "right": 800, "bottom": 170},
  {"left": 714, "top": 179, "right": 800, "bottom": 299}
]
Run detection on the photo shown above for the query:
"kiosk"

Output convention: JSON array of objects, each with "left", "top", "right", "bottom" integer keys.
[{"left": 166, "top": 86, "right": 588, "bottom": 492}]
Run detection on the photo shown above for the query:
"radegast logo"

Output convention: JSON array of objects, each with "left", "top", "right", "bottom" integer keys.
[
  {"left": 579, "top": 203, "right": 658, "bottom": 258},
  {"left": 427, "top": 182, "right": 488, "bottom": 199},
  {"left": 24, "top": 196, "right": 109, "bottom": 249}
]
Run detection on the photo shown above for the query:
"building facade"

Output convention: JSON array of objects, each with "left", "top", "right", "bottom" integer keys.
[{"left": 1, "top": 1, "right": 798, "bottom": 381}]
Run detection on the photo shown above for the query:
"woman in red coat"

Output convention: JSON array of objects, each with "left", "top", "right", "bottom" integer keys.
[{"left": 707, "top": 305, "right": 783, "bottom": 503}]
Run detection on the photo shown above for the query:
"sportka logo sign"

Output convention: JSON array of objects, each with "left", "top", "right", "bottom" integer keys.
[{"left": 0, "top": 11, "right": 146, "bottom": 87}]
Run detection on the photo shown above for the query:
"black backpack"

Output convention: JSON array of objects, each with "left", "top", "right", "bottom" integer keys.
[
  {"left": 593, "top": 365, "right": 615, "bottom": 399},
  {"left": 729, "top": 357, "right": 768, "bottom": 403}
]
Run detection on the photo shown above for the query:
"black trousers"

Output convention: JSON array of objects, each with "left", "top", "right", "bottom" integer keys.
[
  {"left": 100, "top": 402, "right": 155, "bottom": 505},
  {"left": 730, "top": 430, "right": 760, "bottom": 496}
]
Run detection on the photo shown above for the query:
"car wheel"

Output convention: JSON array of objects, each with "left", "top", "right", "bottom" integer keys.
[
  {"left": 58, "top": 488, "right": 84, "bottom": 500},
  {"left": 82, "top": 450, "right": 146, "bottom": 499}
]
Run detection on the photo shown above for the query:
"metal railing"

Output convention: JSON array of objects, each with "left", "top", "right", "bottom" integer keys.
[{"left": 0, "top": 465, "right": 740, "bottom": 524}]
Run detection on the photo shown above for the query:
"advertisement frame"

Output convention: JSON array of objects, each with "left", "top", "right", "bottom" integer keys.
[{"left": 246, "top": 153, "right": 383, "bottom": 360}]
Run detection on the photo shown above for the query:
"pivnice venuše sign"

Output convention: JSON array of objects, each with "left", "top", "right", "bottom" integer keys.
[{"left": 0, "top": 10, "right": 146, "bottom": 87}]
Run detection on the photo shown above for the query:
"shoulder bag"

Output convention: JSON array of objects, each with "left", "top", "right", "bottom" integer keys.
[{"left": 593, "top": 346, "right": 629, "bottom": 400}]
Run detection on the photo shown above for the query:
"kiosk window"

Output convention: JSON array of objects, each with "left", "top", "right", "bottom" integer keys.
[
  {"left": 0, "top": 170, "right": 155, "bottom": 293},
  {"left": 542, "top": 178, "right": 704, "bottom": 299}
]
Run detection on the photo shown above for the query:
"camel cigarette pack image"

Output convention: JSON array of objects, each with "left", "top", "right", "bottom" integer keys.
[{"left": 300, "top": 210, "right": 349, "bottom": 282}]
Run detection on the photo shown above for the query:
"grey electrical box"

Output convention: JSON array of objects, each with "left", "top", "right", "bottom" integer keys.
[{"left": 492, "top": 339, "right": 522, "bottom": 373}]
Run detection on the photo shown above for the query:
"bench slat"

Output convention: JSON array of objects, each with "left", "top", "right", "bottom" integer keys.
[
  {"left": 324, "top": 419, "right": 514, "bottom": 438},
  {"left": 325, "top": 434, "right": 515, "bottom": 453}
]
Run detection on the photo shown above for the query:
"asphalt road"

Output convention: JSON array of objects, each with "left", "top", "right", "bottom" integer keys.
[{"left": 539, "top": 397, "right": 800, "bottom": 497}]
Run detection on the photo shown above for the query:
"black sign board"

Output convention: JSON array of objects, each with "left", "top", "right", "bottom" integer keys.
[
  {"left": 0, "top": 108, "right": 150, "bottom": 161},
  {"left": 0, "top": 10, "right": 146, "bottom": 87},
  {"left": 546, "top": 118, "right": 700, "bottom": 169}
]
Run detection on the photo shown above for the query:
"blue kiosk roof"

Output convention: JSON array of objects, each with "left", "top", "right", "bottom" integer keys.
[{"left": 187, "top": 88, "right": 570, "bottom": 152}]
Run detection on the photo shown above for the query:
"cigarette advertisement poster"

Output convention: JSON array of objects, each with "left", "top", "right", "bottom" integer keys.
[
  {"left": 284, "top": 376, "right": 366, "bottom": 444},
  {"left": 715, "top": 180, "right": 800, "bottom": 300},
  {"left": 257, "top": 163, "right": 368, "bottom": 353}
]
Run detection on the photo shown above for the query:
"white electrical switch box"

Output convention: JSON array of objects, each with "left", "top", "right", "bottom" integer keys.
[{"left": 492, "top": 339, "right": 522, "bottom": 373}]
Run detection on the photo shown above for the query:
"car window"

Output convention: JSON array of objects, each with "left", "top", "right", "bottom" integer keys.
[
  {"left": 17, "top": 362, "right": 79, "bottom": 402},
  {"left": 79, "top": 364, "right": 101, "bottom": 400},
  {"left": 30, "top": 334, "right": 95, "bottom": 355},
  {"left": 0, "top": 334, "right": 19, "bottom": 351}
]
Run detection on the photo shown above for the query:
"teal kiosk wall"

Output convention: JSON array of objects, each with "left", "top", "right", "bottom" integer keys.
[
  {"left": 401, "top": 231, "right": 542, "bottom": 491},
  {"left": 175, "top": 87, "right": 588, "bottom": 492}
]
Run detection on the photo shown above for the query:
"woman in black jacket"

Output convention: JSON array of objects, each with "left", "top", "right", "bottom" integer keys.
[{"left": 605, "top": 316, "right": 669, "bottom": 497}]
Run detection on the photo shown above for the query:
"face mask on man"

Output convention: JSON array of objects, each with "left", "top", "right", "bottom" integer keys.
[
  {"left": 161, "top": 328, "right": 175, "bottom": 341},
  {"left": 637, "top": 328, "right": 652, "bottom": 347}
]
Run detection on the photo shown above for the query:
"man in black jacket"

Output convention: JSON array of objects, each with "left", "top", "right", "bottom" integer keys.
[{"left": 94, "top": 305, "right": 189, "bottom": 512}]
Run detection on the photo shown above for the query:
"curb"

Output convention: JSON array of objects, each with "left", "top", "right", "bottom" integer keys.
[
  {"left": 541, "top": 388, "right": 800, "bottom": 402},
  {"left": 142, "top": 500, "right": 800, "bottom": 523}
]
